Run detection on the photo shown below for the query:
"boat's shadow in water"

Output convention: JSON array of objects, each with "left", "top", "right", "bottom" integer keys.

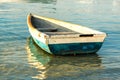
[{"left": 26, "top": 37, "right": 102, "bottom": 79}]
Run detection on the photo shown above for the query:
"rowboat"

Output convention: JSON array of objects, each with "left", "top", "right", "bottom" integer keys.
[{"left": 27, "top": 14, "right": 106, "bottom": 55}]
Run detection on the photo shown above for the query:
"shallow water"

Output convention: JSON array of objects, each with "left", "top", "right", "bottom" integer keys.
[{"left": 0, "top": 0, "right": 120, "bottom": 80}]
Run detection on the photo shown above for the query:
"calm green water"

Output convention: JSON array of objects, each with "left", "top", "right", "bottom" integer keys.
[{"left": 0, "top": 0, "right": 120, "bottom": 80}]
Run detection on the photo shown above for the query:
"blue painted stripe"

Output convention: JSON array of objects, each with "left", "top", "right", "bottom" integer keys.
[
  {"left": 48, "top": 42, "right": 103, "bottom": 55},
  {"left": 32, "top": 37, "right": 52, "bottom": 54}
]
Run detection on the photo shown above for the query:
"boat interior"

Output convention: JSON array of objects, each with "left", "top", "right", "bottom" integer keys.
[
  {"left": 31, "top": 16, "right": 80, "bottom": 35},
  {"left": 31, "top": 15, "right": 97, "bottom": 37}
]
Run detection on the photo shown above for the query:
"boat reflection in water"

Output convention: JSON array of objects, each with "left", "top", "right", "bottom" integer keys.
[
  {"left": 26, "top": 37, "right": 52, "bottom": 79},
  {"left": 26, "top": 37, "right": 102, "bottom": 79}
]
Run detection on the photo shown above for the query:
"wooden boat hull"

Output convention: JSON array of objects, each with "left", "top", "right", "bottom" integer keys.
[
  {"left": 27, "top": 14, "right": 106, "bottom": 55},
  {"left": 33, "top": 37, "right": 103, "bottom": 55}
]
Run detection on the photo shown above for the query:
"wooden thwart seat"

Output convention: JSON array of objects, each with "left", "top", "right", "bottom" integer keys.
[
  {"left": 44, "top": 32, "right": 81, "bottom": 38},
  {"left": 37, "top": 28, "right": 58, "bottom": 32},
  {"left": 44, "top": 32, "right": 80, "bottom": 35}
]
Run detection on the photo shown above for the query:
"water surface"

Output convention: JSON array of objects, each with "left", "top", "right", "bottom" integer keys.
[{"left": 0, "top": 0, "right": 120, "bottom": 80}]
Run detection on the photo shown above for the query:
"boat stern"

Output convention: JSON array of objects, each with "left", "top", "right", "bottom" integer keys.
[
  {"left": 47, "top": 33, "right": 106, "bottom": 55},
  {"left": 48, "top": 42, "right": 103, "bottom": 55}
]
